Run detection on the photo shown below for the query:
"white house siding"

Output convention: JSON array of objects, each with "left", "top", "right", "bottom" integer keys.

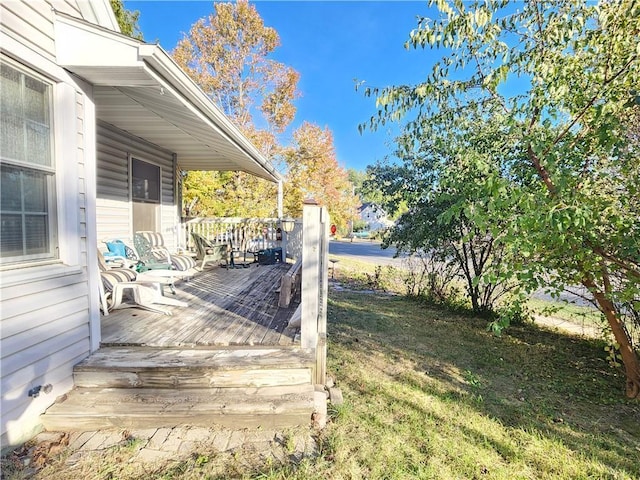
[
  {"left": 359, "top": 203, "right": 393, "bottom": 232},
  {"left": 0, "top": 0, "right": 112, "bottom": 452},
  {"left": 1, "top": 1, "right": 58, "bottom": 62},
  {"left": 95, "top": 122, "right": 180, "bottom": 252},
  {"left": 0, "top": 78, "right": 92, "bottom": 449}
]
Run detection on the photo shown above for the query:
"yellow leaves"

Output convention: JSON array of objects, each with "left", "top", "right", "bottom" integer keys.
[
  {"left": 474, "top": 6, "right": 490, "bottom": 28},
  {"left": 171, "top": 0, "right": 299, "bottom": 134},
  {"left": 284, "top": 122, "right": 358, "bottom": 228},
  {"left": 433, "top": 0, "right": 454, "bottom": 17}
]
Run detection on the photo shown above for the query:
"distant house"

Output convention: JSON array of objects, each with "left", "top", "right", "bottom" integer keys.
[{"left": 358, "top": 202, "right": 393, "bottom": 232}]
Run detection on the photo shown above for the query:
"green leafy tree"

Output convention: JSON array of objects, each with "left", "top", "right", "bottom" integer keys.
[
  {"left": 363, "top": 0, "right": 640, "bottom": 397},
  {"left": 369, "top": 106, "right": 520, "bottom": 314},
  {"left": 110, "top": 0, "right": 143, "bottom": 40},
  {"left": 347, "top": 168, "right": 406, "bottom": 220}
]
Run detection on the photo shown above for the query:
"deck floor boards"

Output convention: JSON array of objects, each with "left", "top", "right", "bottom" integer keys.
[{"left": 101, "top": 263, "right": 300, "bottom": 347}]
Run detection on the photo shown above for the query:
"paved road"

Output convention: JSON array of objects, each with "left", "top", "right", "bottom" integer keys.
[
  {"left": 532, "top": 285, "right": 595, "bottom": 308},
  {"left": 329, "top": 239, "right": 596, "bottom": 308},
  {"left": 328, "top": 239, "right": 406, "bottom": 267}
]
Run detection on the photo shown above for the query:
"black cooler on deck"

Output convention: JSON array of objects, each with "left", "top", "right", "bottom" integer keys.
[{"left": 257, "top": 247, "right": 282, "bottom": 265}]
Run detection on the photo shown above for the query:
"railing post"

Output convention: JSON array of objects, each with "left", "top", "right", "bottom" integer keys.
[
  {"left": 317, "top": 206, "right": 329, "bottom": 385},
  {"left": 277, "top": 180, "right": 283, "bottom": 218},
  {"left": 300, "top": 200, "right": 329, "bottom": 385},
  {"left": 281, "top": 227, "right": 288, "bottom": 262}
]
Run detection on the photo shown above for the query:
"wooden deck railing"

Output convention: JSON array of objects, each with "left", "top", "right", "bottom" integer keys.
[{"left": 181, "top": 217, "right": 303, "bottom": 261}]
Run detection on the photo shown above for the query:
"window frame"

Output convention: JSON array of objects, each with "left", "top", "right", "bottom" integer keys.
[{"left": 0, "top": 58, "right": 58, "bottom": 266}]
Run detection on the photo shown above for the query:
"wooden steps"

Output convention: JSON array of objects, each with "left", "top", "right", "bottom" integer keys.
[{"left": 41, "top": 346, "right": 317, "bottom": 431}]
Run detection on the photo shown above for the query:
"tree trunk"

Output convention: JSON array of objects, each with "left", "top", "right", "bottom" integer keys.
[{"left": 583, "top": 277, "right": 640, "bottom": 398}]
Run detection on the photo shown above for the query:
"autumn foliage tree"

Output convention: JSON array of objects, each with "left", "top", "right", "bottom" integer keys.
[
  {"left": 283, "top": 122, "right": 359, "bottom": 232},
  {"left": 172, "top": 0, "right": 300, "bottom": 217}
]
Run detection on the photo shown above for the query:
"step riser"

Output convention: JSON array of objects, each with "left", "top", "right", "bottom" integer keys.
[
  {"left": 41, "top": 387, "right": 316, "bottom": 432},
  {"left": 76, "top": 347, "right": 315, "bottom": 371},
  {"left": 41, "top": 412, "right": 312, "bottom": 432},
  {"left": 74, "top": 368, "right": 313, "bottom": 389}
]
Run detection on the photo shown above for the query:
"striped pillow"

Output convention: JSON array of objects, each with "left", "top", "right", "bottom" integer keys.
[
  {"left": 171, "top": 255, "right": 197, "bottom": 271},
  {"left": 139, "top": 232, "right": 165, "bottom": 248}
]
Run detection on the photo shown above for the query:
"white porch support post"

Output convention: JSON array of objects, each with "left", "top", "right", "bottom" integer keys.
[
  {"left": 83, "top": 81, "right": 101, "bottom": 352},
  {"left": 277, "top": 179, "right": 283, "bottom": 218},
  {"left": 317, "top": 206, "right": 329, "bottom": 385},
  {"left": 301, "top": 200, "right": 329, "bottom": 385}
]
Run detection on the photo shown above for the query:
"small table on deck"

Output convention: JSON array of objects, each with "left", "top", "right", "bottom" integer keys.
[{"left": 137, "top": 269, "right": 186, "bottom": 294}]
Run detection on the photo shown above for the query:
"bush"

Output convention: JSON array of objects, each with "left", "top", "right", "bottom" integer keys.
[{"left": 489, "top": 296, "right": 532, "bottom": 336}]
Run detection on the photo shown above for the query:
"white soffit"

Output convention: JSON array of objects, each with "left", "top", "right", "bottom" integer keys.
[{"left": 53, "top": 12, "right": 280, "bottom": 182}]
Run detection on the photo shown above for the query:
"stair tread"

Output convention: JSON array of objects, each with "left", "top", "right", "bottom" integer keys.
[{"left": 76, "top": 346, "right": 315, "bottom": 371}]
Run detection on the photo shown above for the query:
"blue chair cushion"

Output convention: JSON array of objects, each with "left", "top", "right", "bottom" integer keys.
[{"left": 106, "top": 240, "right": 127, "bottom": 258}]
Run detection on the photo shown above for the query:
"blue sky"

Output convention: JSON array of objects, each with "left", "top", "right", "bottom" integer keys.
[{"left": 125, "top": 1, "right": 439, "bottom": 172}]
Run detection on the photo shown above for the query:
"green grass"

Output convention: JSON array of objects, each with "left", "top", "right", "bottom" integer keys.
[
  {"left": 315, "top": 291, "right": 639, "bottom": 479},
  {"left": 5, "top": 271, "right": 639, "bottom": 479},
  {"left": 527, "top": 297, "right": 603, "bottom": 329}
]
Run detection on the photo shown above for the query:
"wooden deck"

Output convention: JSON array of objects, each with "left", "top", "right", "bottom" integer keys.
[{"left": 101, "top": 262, "right": 300, "bottom": 347}]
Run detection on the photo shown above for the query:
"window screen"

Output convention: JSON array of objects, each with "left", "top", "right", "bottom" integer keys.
[{"left": 132, "top": 158, "right": 160, "bottom": 203}]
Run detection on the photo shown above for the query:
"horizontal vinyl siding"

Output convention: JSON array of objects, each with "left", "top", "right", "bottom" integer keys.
[
  {"left": 0, "top": 177, "right": 91, "bottom": 450},
  {"left": 0, "top": 0, "right": 117, "bottom": 452},
  {"left": 96, "top": 122, "right": 179, "bottom": 249},
  {"left": 0, "top": 33, "right": 92, "bottom": 449},
  {"left": 1, "top": 341, "right": 87, "bottom": 447},
  {"left": 0, "top": 1, "right": 89, "bottom": 64},
  {"left": 1, "top": 1, "right": 56, "bottom": 61},
  {"left": 50, "top": 0, "right": 83, "bottom": 16}
]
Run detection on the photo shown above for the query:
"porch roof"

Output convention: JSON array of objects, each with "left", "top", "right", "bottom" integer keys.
[{"left": 53, "top": 11, "right": 281, "bottom": 183}]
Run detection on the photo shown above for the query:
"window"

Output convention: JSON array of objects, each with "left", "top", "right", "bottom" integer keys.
[
  {"left": 131, "top": 158, "right": 160, "bottom": 202},
  {"left": 131, "top": 157, "right": 161, "bottom": 232},
  {"left": 0, "top": 60, "right": 57, "bottom": 264}
]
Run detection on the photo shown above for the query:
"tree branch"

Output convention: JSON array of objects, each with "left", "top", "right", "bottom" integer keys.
[
  {"left": 589, "top": 244, "right": 640, "bottom": 280},
  {"left": 472, "top": 53, "right": 511, "bottom": 115},
  {"left": 527, "top": 144, "right": 556, "bottom": 194},
  {"left": 542, "top": 55, "right": 637, "bottom": 159}
]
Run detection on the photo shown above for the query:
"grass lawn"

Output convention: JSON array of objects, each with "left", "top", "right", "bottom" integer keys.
[
  {"left": 527, "top": 297, "right": 603, "bottom": 329},
  {"left": 5, "top": 273, "right": 639, "bottom": 479},
  {"left": 314, "top": 289, "right": 639, "bottom": 479}
]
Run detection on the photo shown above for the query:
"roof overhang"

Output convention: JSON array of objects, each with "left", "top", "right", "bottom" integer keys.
[{"left": 53, "top": 12, "right": 281, "bottom": 182}]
